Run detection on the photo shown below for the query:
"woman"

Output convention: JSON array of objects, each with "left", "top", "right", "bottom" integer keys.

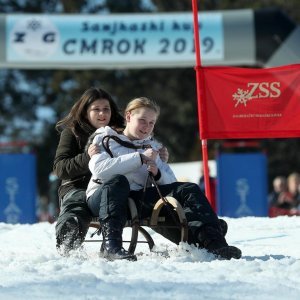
[
  {"left": 53, "top": 87, "right": 124, "bottom": 256},
  {"left": 87, "top": 97, "right": 242, "bottom": 261}
]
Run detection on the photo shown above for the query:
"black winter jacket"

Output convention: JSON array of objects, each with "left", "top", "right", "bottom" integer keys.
[{"left": 53, "top": 128, "right": 92, "bottom": 200}]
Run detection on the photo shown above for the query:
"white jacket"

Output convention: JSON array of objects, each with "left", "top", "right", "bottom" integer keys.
[{"left": 86, "top": 126, "right": 177, "bottom": 198}]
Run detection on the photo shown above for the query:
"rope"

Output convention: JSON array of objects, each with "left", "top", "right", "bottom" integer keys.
[
  {"left": 101, "top": 135, "right": 152, "bottom": 158},
  {"left": 148, "top": 173, "right": 181, "bottom": 227}
]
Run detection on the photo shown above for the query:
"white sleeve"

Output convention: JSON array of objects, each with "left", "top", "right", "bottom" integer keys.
[{"left": 89, "top": 151, "right": 142, "bottom": 181}]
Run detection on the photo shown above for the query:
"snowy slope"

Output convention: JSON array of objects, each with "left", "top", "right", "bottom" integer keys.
[{"left": 0, "top": 216, "right": 300, "bottom": 300}]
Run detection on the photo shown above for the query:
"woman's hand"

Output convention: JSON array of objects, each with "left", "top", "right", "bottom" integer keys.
[
  {"left": 88, "top": 143, "right": 100, "bottom": 158},
  {"left": 159, "top": 146, "right": 169, "bottom": 162}
]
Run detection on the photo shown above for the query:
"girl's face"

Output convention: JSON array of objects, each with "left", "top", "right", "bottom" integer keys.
[
  {"left": 86, "top": 99, "right": 111, "bottom": 129},
  {"left": 125, "top": 107, "right": 157, "bottom": 140}
]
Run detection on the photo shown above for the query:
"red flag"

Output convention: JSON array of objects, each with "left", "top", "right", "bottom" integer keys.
[{"left": 199, "top": 64, "right": 300, "bottom": 139}]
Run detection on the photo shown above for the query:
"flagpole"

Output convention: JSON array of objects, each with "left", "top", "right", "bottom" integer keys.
[{"left": 192, "top": 0, "right": 212, "bottom": 204}]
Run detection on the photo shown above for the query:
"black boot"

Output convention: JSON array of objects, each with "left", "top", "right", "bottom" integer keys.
[
  {"left": 198, "top": 224, "right": 242, "bottom": 260},
  {"left": 100, "top": 219, "right": 137, "bottom": 261},
  {"left": 56, "top": 217, "right": 82, "bottom": 257}
]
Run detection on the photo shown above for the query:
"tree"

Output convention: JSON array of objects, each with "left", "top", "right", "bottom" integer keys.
[{"left": 1, "top": 0, "right": 300, "bottom": 197}]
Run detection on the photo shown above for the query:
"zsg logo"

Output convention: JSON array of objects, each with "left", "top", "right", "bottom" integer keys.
[
  {"left": 9, "top": 17, "right": 59, "bottom": 60},
  {"left": 233, "top": 82, "right": 281, "bottom": 107}
]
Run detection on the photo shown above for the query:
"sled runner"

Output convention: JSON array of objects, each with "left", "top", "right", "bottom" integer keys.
[{"left": 85, "top": 196, "right": 188, "bottom": 254}]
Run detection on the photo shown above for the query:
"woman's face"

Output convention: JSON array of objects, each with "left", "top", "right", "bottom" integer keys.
[
  {"left": 86, "top": 99, "right": 112, "bottom": 129},
  {"left": 125, "top": 107, "right": 157, "bottom": 140}
]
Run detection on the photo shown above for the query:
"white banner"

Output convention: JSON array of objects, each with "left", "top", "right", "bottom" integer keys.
[{"left": 6, "top": 13, "right": 224, "bottom": 68}]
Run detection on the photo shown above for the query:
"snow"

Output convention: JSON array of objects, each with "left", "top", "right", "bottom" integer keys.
[{"left": 0, "top": 216, "right": 300, "bottom": 300}]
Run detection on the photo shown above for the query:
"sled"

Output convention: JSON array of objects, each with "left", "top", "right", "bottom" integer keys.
[{"left": 85, "top": 196, "right": 188, "bottom": 254}]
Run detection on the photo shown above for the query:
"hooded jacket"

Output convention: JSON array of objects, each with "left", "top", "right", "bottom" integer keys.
[
  {"left": 86, "top": 126, "right": 177, "bottom": 198},
  {"left": 53, "top": 127, "right": 92, "bottom": 199}
]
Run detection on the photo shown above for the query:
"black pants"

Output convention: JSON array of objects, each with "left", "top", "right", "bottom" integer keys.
[
  {"left": 55, "top": 189, "right": 92, "bottom": 243},
  {"left": 131, "top": 181, "right": 219, "bottom": 244},
  {"left": 87, "top": 175, "right": 219, "bottom": 245},
  {"left": 88, "top": 175, "right": 130, "bottom": 227}
]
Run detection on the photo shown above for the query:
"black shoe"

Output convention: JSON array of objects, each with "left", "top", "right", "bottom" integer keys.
[
  {"left": 219, "top": 219, "right": 228, "bottom": 237},
  {"left": 100, "top": 219, "right": 137, "bottom": 262},
  {"left": 203, "top": 237, "right": 241, "bottom": 260},
  {"left": 209, "top": 245, "right": 242, "bottom": 260},
  {"left": 100, "top": 245, "right": 137, "bottom": 261},
  {"left": 200, "top": 225, "right": 242, "bottom": 260},
  {"left": 56, "top": 217, "right": 82, "bottom": 256}
]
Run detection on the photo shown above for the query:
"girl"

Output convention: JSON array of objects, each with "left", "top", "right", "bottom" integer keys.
[
  {"left": 53, "top": 87, "right": 124, "bottom": 256},
  {"left": 87, "top": 97, "right": 242, "bottom": 261}
]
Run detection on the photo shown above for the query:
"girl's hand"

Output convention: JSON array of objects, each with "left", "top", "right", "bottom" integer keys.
[
  {"left": 146, "top": 160, "right": 158, "bottom": 176},
  {"left": 88, "top": 143, "right": 100, "bottom": 158},
  {"left": 159, "top": 146, "right": 169, "bottom": 162},
  {"left": 142, "top": 148, "right": 158, "bottom": 161}
]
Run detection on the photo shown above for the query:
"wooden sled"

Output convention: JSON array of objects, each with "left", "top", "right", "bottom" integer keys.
[{"left": 85, "top": 197, "right": 188, "bottom": 254}]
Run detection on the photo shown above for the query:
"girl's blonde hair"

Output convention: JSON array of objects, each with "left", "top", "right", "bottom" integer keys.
[{"left": 125, "top": 97, "right": 160, "bottom": 116}]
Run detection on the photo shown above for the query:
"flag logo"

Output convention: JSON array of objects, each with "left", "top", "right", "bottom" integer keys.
[{"left": 232, "top": 82, "right": 281, "bottom": 107}]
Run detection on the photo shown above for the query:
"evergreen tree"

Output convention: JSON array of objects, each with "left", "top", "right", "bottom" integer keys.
[{"left": 0, "top": 0, "right": 300, "bottom": 196}]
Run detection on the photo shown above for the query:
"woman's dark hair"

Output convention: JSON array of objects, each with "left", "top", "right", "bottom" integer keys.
[{"left": 55, "top": 87, "right": 124, "bottom": 138}]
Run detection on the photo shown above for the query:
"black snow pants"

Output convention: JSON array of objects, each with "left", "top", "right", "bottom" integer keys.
[
  {"left": 55, "top": 189, "right": 92, "bottom": 245},
  {"left": 87, "top": 175, "right": 220, "bottom": 246},
  {"left": 130, "top": 181, "right": 220, "bottom": 245},
  {"left": 87, "top": 175, "right": 130, "bottom": 227}
]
